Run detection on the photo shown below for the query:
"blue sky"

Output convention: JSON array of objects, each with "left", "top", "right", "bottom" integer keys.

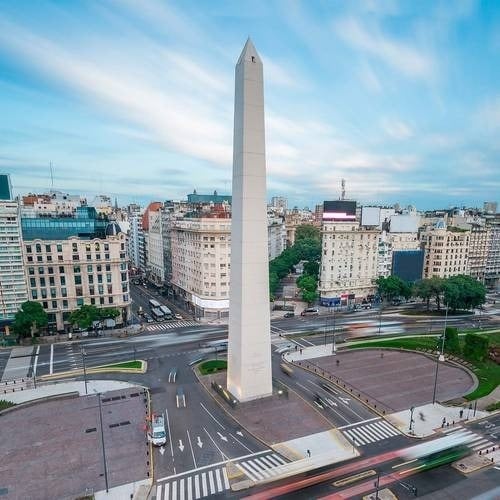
[{"left": 0, "top": 0, "right": 499, "bottom": 210}]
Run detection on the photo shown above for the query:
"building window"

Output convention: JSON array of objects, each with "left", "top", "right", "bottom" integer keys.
[
  {"left": 47, "top": 267, "right": 54, "bottom": 274},
  {"left": 45, "top": 245, "right": 51, "bottom": 253},
  {"left": 63, "top": 300, "right": 68, "bottom": 309},
  {"left": 37, "top": 256, "right": 43, "bottom": 262},
  {"left": 26, "top": 245, "right": 32, "bottom": 253},
  {"left": 42, "top": 301, "right": 48, "bottom": 309},
  {"left": 96, "top": 254, "right": 101, "bottom": 260},
  {"left": 30, "top": 278, "right": 36, "bottom": 287},
  {"left": 27, "top": 256, "right": 33, "bottom": 263},
  {"left": 60, "top": 276, "right": 66, "bottom": 286},
  {"left": 72, "top": 254, "right": 80, "bottom": 261},
  {"left": 105, "top": 253, "right": 110, "bottom": 260},
  {"left": 104, "top": 243, "right": 109, "bottom": 251},
  {"left": 40, "top": 277, "right": 46, "bottom": 287},
  {"left": 90, "top": 298, "right": 95, "bottom": 305},
  {"left": 97, "top": 274, "right": 103, "bottom": 284},
  {"left": 100, "top": 297, "right": 105, "bottom": 305},
  {"left": 98, "top": 285, "right": 104, "bottom": 294},
  {"left": 36, "top": 243, "right": 41, "bottom": 253},
  {"left": 72, "top": 242, "right": 78, "bottom": 252},
  {"left": 58, "top": 255, "right": 63, "bottom": 261},
  {"left": 47, "top": 255, "right": 52, "bottom": 262},
  {"left": 31, "top": 290, "right": 38, "bottom": 300},
  {"left": 61, "top": 288, "right": 67, "bottom": 297},
  {"left": 51, "top": 300, "right": 57, "bottom": 309},
  {"left": 107, "top": 285, "right": 113, "bottom": 294},
  {"left": 75, "top": 275, "right": 82, "bottom": 285},
  {"left": 88, "top": 275, "right": 94, "bottom": 284},
  {"left": 73, "top": 265, "right": 81, "bottom": 274},
  {"left": 77, "top": 298, "right": 84, "bottom": 306},
  {"left": 49, "top": 277, "right": 55, "bottom": 286},
  {"left": 57, "top": 244, "right": 62, "bottom": 252},
  {"left": 121, "top": 272, "right": 127, "bottom": 282},
  {"left": 41, "top": 289, "right": 47, "bottom": 298},
  {"left": 108, "top": 296, "right": 113, "bottom": 304},
  {"left": 89, "top": 286, "right": 95, "bottom": 295},
  {"left": 106, "top": 264, "right": 111, "bottom": 272},
  {"left": 59, "top": 266, "right": 65, "bottom": 274},
  {"left": 28, "top": 267, "right": 35, "bottom": 275},
  {"left": 76, "top": 286, "right": 83, "bottom": 297}
]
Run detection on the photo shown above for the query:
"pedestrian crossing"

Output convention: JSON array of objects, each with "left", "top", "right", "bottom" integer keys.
[
  {"left": 340, "top": 418, "right": 401, "bottom": 446},
  {"left": 155, "top": 451, "right": 287, "bottom": 499},
  {"left": 146, "top": 320, "right": 199, "bottom": 331},
  {"left": 442, "top": 426, "right": 496, "bottom": 453}
]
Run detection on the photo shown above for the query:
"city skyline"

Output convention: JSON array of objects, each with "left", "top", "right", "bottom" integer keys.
[{"left": 1, "top": 0, "right": 499, "bottom": 209}]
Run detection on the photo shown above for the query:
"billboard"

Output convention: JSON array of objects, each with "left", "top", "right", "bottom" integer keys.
[
  {"left": 323, "top": 200, "right": 357, "bottom": 221},
  {"left": 392, "top": 250, "right": 424, "bottom": 282},
  {"left": 361, "top": 206, "right": 380, "bottom": 226},
  {"left": 390, "top": 214, "right": 420, "bottom": 233}
]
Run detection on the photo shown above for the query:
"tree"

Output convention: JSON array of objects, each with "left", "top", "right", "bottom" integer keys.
[
  {"left": 443, "top": 275, "right": 486, "bottom": 312},
  {"left": 296, "top": 274, "right": 317, "bottom": 292},
  {"left": 463, "top": 333, "right": 489, "bottom": 362},
  {"left": 99, "top": 307, "right": 120, "bottom": 320},
  {"left": 376, "top": 276, "right": 411, "bottom": 302},
  {"left": 295, "top": 224, "right": 320, "bottom": 242},
  {"left": 443, "top": 326, "right": 461, "bottom": 354},
  {"left": 413, "top": 279, "right": 433, "bottom": 310},
  {"left": 69, "top": 305, "right": 100, "bottom": 330},
  {"left": 428, "top": 276, "right": 445, "bottom": 311},
  {"left": 12, "top": 301, "right": 48, "bottom": 338},
  {"left": 303, "top": 260, "right": 319, "bottom": 278},
  {"left": 301, "top": 289, "right": 318, "bottom": 305}
]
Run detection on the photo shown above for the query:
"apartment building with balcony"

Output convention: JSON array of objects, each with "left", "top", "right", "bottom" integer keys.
[{"left": 21, "top": 207, "right": 130, "bottom": 332}]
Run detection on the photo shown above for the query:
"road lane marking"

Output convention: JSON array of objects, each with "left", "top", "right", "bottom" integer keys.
[
  {"left": 215, "top": 468, "right": 223, "bottom": 492},
  {"left": 186, "top": 429, "right": 197, "bottom": 468},
  {"left": 199, "top": 402, "right": 225, "bottom": 429},
  {"left": 203, "top": 427, "right": 227, "bottom": 461},
  {"left": 230, "top": 432, "right": 254, "bottom": 453},
  {"left": 194, "top": 474, "right": 200, "bottom": 499},
  {"left": 187, "top": 475, "right": 193, "bottom": 500},
  {"left": 295, "top": 382, "right": 314, "bottom": 394},
  {"left": 337, "top": 417, "right": 381, "bottom": 430},
  {"left": 33, "top": 345, "right": 40, "bottom": 377},
  {"left": 165, "top": 407, "right": 175, "bottom": 460},
  {"left": 222, "top": 468, "right": 230, "bottom": 489},
  {"left": 201, "top": 472, "right": 208, "bottom": 496},
  {"left": 49, "top": 344, "right": 54, "bottom": 375},
  {"left": 300, "top": 337, "right": 315, "bottom": 346},
  {"left": 156, "top": 484, "right": 162, "bottom": 499}
]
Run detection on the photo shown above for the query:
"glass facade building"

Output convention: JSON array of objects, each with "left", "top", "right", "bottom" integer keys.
[{"left": 21, "top": 206, "right": 108, "bottom": 241}]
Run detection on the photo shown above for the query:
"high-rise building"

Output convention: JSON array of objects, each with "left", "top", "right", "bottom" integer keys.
[
  {"left": 21, "top": 207, "right": 130, "bottom": 332},
  {"left": 0, "top": 174, "right": 13, "bottom": 200},
  {"left": 0, "top": 198, "right": 28, "bottom": 329},
  {"left": 485, "top": 220, "right": 500, "bottom": 288},
  {"left": 483, "top": 201, "right": 498, "bottom": 215},
  {"left": 270, "top": 196, "right": 287, "bottom": 213},
  {"left": 170, "top": 207, "right": 231, "bottom": 319},
  {"left": 421, "top": 220, "right": 470, "bottom": 279}
]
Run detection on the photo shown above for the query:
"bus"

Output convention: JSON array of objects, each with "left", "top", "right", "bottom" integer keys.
[
  {"left": 151, "top": 307, "right": 165, "bottom": 321},
  {"left": 159, "top": 305, "right": 173, "bottom": 320},
  {"left": 149, "top": 299, "right": 161, "bottom": 309}
]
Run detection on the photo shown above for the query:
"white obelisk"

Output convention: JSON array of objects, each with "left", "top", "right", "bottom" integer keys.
[{"left": 227, "top": 38, "right": 273, "bottom": 402}]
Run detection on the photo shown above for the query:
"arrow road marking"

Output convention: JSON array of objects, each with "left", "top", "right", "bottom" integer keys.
[
  {"left": 159, "top": 446, "right": 165, "bottom": 455},
  {"left": 217, "top": 431, "right": 228, "bottom": 442},
  {"left": 236, "top": 431, "right": 243, "bottom": 437},
  {"left": 178, "top": 439, "right": 185, "bottom": 452},
  {"left": 339, "top": 397, "right": 351, "bottom": 405},
  {"left": 197, "top": 436, "right": 203, "bottom": 448}
]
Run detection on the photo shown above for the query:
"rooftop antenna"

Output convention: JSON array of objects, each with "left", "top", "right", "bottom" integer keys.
[
  {"left": 341, "top": 178, "right": 346, "bottom": 200},
  {"left": 50, "top": 161, "right": 54, "bottom": 191}
]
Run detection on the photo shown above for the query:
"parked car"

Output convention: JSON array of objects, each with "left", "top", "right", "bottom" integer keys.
[
  {"left": 301, "top": 308, "right": 319, "bottom": 316},
  {"left": 143, "top": 313, "right": 154, "bottom": 323},
  {"left": 174, "top": 313, "right": 183, "bottom": 320},
  {"left": 284, "top": 312, "right": 295, "bottom": 318}
]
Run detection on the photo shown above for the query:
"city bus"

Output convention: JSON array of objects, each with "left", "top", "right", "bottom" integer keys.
[
  {"left": 159, "top": 305, "right": 173, "bottom": 320},
  {"left": 149, "top": 299, "right": 161, "bottom": 309},
  {"left": 151, "top": 307, "right": 165, "bottom": 321}
]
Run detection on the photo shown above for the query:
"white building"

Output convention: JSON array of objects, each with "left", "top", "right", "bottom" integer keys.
[
  {"left": 267, "top": 216, "right": 286, "bottom": 261},
  {"left": 21, "top": 191, "right": 84, "bottom": 217},
  {"left": 270, "top": 196, "right": 287, "bottom": 213},
  {"left": 147, "top": 207, "right": 165, "bottom": 285},
  {"left": 170, "top": 211, "right": 231, "bottom": 319},
  {"left": 319, "top": 221, "right": 380, "bottom": 305},
  {"left": 0, "top": 200, "right": 28, "bottom": 327}
]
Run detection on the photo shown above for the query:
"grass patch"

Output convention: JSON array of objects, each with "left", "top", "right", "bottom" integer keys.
[
  {"left": 346, "top": 334, "right": 500, "bottom": 401},
  {"left": 0, "top": 399, "right": 15, "bottom": 411},
  {"left": 99, "top": 360, "right": 142, "bottom": 370},
  {"left": 199, "top": 359, "right": 227, "bottom": 375},
  {"left": 485, "top": 401, "right": 500, "bottom": 412},
  {"left": 403, "top": 309, "right": 473, "bottom": 316}
]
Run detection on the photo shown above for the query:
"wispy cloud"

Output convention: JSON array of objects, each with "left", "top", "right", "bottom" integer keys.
[
  {"left": 333, "top": 17, "right": 436, "bottom": 80},
  {"left": 381, "top": 118, "right": 413, "bottom": 140}
]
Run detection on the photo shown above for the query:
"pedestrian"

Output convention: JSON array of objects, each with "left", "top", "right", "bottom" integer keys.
[
  {"left": 380, "top": 352, "right": 384, "bottom": 359},
  {"left": 442, "top": 417, "right": 446, "bottom": 428},
  {"left": 459, "top": 409, "right": 464, "bottom": 419},
  {"left": 300, "top": 348, "right": 303, "bottom": 355},
  {"left": 306, "top": 449, "right": 311, "bottom": 457},
  {"left": 295, "top": 345, "right": 298, "bottom": 351},
  {"left": 336, "top": 359, "right": 340, "bottom": 366}
]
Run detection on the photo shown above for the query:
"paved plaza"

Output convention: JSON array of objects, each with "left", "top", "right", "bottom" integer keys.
[
  {"left": 0, "top": 387, "right": 150, "bottom": 500},
  {"left": 311, "top": 349, "right": 476, "bottom": 412}
]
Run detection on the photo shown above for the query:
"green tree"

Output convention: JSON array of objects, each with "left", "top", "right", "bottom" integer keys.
[
  {"left": 296, "top": 274, "right": 317, "bottom": 292},
  {"left": 376, "top": 276, "right": 411, "bottom": 301},
  {"left": 443, "top": 275, "right": 486, "bottom": 312},
  {"left": 69, "top": 305, "right": 100, "bottom": 330},
  {"left": 428, "top": 276, "right": 445, "bottom": 311},
  {"left": 301, "top": 289, "right": 318, "bottom": 305},
  {"left": 12, "top": 301, "right": 48, "bottom": 338},
  {"left": 303, "top": 260, "right": 319, "bottom": 278},
  {"left": 99, "top": 307, "right": 120, "bottom": 320},
  {"left": 463, "top": 333, "right": 489, "bottom": 362},
  {"left": 295, "top": 224, "right": 320, "bottom": 242},
  {"left": 443, "top": 326, "right": 461, "bottom": 354},
  {"left": 413, "top": 279, "right": 433, "bottom": 310}
]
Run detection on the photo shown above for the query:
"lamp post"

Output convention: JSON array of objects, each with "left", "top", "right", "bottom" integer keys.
[
  {"left": 81, "top": 347, "right": 88, "bottom": 395},
  {"left": 97, "top": 393, "right": 109, "bottom": 493},
  {"left": 374, "top": 471, "right": 380, "bottom": 500},
  {"left": 409, "top": 406, "right": 415, "bottom": 434},
  {"left": 432, "top": 304, "right": 448, "bottom": 404},
  {"left": 332, "top": 306, "right": 337, "bottom": 355},
  {"left": 378, "top": 301, "right": 383, "bottom": 336}
]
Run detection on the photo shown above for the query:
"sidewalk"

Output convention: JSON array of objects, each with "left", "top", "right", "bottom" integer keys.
[
  {"left": 1, "top": 345, "right": 34, "bottom": 381},
  {"left": 1, "top": 379, "right": 141, "bottom": 404},
  {"left": 285, "top": 343, "right": 335, "bottom": 361},
  {"left": 94, "top": 480, "right": 151, "bottom": 500},
  {"left": 386, "top": 403, "right": 489, "bottom": 438}
]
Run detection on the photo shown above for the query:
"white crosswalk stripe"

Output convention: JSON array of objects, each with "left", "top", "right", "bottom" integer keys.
[
  {"left": 442, "top": 426, "right": 496, "bottom": 454},
  {"left": 156, "top": 451, "right": 287, "bottom": 499},
  {"left": 342, "top": 419, "right": 401, "bottom": 446},
  {"left": 146, "top": 320, "right": 199, "bottom": 331}
]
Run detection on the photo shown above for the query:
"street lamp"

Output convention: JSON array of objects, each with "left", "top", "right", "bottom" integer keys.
[
  {"left": 81, "top": 347, "right": 88, "bottom": 395},
  {"left": 432, "top": 304, "right": 448, "bottom": 404},
  {"left": 332, "top": 305, "right": 337, "bottom": 355},
  {"left": 374, "top": 471, "right": 380, "bottom": 500},
  {"left": 409, "top": 406, "right": 415, "bottom": 433},
  {"left": 378, "top": 301, "right": 383, "bottom": 336},
  {"left": 97, "top": 393, "right": 109, "bottom": 492}
]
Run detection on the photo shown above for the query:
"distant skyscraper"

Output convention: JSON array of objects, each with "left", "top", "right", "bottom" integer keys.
[
  {"left": 0, "top": 174, "right": 12, "bottom": 200},
  {"left": 227, "top": 39, "right": 273, "bottom": 402}
]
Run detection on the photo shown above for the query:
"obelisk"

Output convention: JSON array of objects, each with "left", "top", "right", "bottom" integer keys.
[{"left": 227, "top": 38, "right": 273, "bottom": 402}]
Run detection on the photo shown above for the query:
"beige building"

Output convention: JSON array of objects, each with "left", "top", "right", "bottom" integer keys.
[
  {"left": 23, "top": 233, "right": 130, "bottom": 331},
  {"left": 421, "top": 221, "right": 470, "bottom": 279},
  {"left": 170, "top": 213, "right": 231, "bottom": 319},
  {"left": 319, "top": 221, "right": 380, "bottom": 305},
  {"left": 468, "top": 224, "right": 490, "bottom": 283}
]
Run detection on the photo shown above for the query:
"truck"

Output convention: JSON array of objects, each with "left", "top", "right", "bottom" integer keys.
[{"left": 148, "top": 413, "right": 167, "bottom": 446}]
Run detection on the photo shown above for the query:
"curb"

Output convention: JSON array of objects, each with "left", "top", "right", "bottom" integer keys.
[
  {"left": 145, "top": 387, "right": 155, "bottom": 497},
  {"left": 38, "top": 360, "right": 147, "bottom": 382},
  {"left": 0, "top": 391, "right": 79, "bottom": 415}
]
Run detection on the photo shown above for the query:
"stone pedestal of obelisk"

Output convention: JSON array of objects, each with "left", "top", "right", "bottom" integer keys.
[{"left": 226, "top": 38, "right": 273, "bottom": 402}]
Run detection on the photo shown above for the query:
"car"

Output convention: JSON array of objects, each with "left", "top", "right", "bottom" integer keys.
[
  {"left": 284, "top": 312, "right": 295, "bottom": 318},
  {"left": 176, "top": 387, "right": 186, "bottom": 408},
  {"left": 301, "top": 308, "right": 319, "bottom": 316},
  {"left": 361, "top": 303, "right": 372, "bottom": 310},
  {"left": 174, "top": 313, "right": 183, "bottom": 320},
  {"left": 143, "top": 313, "right": 154, "bottom": 323}
]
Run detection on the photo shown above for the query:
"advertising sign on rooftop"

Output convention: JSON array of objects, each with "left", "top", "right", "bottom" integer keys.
[{"left": 323, "top": 200, "right": 357, "bottom": 221}]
